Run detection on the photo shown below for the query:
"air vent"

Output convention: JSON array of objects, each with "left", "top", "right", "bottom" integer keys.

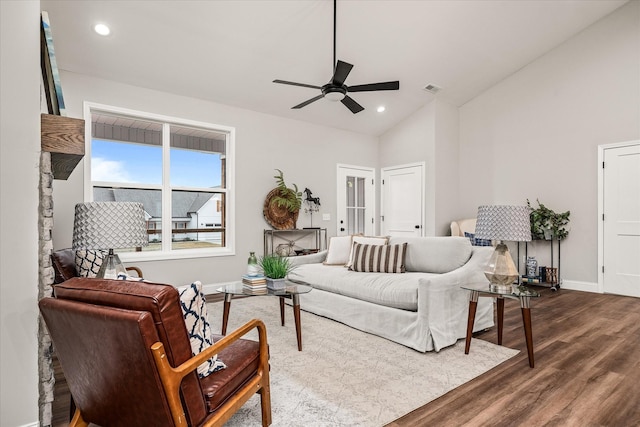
[{"left": 423, "top": 84, "right": 441, "bottom": 94}]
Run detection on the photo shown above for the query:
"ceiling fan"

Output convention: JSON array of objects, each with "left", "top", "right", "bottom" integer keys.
[{"left": 273, "top": 0, "right": 399, "bottom": 114}]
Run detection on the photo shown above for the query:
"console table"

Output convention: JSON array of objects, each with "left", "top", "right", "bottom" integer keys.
[{"left": 263, "top": 228, "right": 327, "bottom": 256}]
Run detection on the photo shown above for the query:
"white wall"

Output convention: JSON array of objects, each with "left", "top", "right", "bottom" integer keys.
[
  {"left": 53, "top": 71, "right": 378, "bottom": 285},
  {"left": 434, "top": 101, "right": 460, "bottom": 235},
  {"left": 0, "top": 1, "right": 41, "bottom": 426},
  {"left": 379, "top": 99, "right": 460, "bottom": 236},
  {"left": 458, "top": 1, "right": 640, "bottom": 287}
]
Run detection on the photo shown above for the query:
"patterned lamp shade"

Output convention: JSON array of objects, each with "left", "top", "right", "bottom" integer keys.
[
  {"left": 474, "top": 205, "right": 532, "bottom": 242},
  {"left": 73, "top": 202, "right": 148, "bottom": 250}
]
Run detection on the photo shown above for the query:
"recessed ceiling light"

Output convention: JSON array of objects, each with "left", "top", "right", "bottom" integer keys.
[
  {"left": 94, "top": 23, "right": 110, "bottom": 36},
  {"left": 377, "top": 106, "right": 386, "bottom": 113}
]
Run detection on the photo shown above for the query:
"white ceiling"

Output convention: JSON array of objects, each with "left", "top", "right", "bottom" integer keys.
[{"left": 41, "top": 0, "right": 627, "bottom": 136}]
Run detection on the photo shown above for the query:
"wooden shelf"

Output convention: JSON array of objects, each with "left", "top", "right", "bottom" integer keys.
[{"left": 41, "top": 113, "right": 85, "bottom": 180}]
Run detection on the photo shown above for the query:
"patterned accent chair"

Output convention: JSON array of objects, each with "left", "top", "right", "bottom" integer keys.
[{"left": 40, "top": 277, "right": 271, "bottom": 427}]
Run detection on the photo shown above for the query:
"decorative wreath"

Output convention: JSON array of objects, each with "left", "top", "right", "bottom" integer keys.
[{"left": 263, "top": 188, "right": 299, "bottom": 230}]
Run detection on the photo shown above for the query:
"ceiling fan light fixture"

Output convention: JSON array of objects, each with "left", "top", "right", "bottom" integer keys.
[{"left": 324, "top": 88, "right": 346, "bottom": 102}]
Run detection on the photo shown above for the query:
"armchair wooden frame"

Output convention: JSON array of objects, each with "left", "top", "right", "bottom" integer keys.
[{"left": 151, "top": 319, "right": 271, "bottom": 427}]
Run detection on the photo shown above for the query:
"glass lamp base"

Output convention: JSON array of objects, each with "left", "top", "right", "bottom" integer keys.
[
  {"left": 484, "top": 242, "right": 519, "bottom": 291},
  {"left": 96, "top": 249, "right": 127, "bottom": 279}
]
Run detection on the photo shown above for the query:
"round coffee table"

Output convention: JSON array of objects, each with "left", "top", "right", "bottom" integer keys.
[{"left": 216, "top": 279, "right": 312, "bottom": 351}]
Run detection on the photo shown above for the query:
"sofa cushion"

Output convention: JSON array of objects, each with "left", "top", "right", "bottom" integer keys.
[
  {"left": 199, "top": 335, "right": 261, "bottom": 413},
  {"left": 345, "top": 235, "right": 389, "bottom": 268},
  {"left": 289, "top": 263, "right": 421, "bottom": 311},
  {"left": 324, "top": 235, "right": 353, "bottom": 265},
  {"left": 388, "top": 236, "right": 472, "bottom": 273},
  {"left": 177, "top": 281, "right": 226, "bottom": 378},
  {"left": 349, "top": 242, "right": 407, "bottom": 273}
]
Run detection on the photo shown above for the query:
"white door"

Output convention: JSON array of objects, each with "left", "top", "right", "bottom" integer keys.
[
  {"left": 381, "top": 163, "right": 424, "bottom": 237},
  {"left": 336, "top": 165, "right": 375, "bottom": 236},
  {"left": 603, "top": 142, "right": 640, "bottom": 297}
]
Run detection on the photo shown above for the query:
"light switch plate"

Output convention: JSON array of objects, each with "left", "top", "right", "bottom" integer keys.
[{"left": 322, "top": 213, "right": 330, "bottom": 221}]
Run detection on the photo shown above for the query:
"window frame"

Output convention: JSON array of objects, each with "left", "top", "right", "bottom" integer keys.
[{"left": 83, "top": 102, "right": 235, "bottom": 261}]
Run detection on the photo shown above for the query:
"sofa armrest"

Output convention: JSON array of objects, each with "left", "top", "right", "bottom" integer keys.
[
  {"left": 288, "top": 250, "right": 327, "bottom": 267},
  {"left": 417, "top": 246, "right": 494, "bottom": 351}
]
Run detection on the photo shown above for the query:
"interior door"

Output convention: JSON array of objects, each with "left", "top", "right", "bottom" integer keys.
[
  {"left": 381, "top": 163, "right": 424, "bottom": 236},
  {"left": 603, "top": 143, "right": 640, "bottom": 297},
  {"left": 336, "top": 165, "right": 375, "bottom": 236}
]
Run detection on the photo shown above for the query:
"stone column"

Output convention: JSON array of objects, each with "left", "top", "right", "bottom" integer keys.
[{"left": 38, "top": 151, "right": 55, "bottom": 427}]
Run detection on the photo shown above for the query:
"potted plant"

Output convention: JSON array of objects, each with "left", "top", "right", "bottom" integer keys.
[
  {"left": 259, "top": 254, "right": 295, "bottom": 290},
  {"left": 527, "top": 199, "right": 570, "bottom": 240}
]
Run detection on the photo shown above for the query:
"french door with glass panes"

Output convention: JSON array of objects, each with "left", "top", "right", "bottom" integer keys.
[{"left": 336, "top": 165, "right": 375, "bottom": 236}]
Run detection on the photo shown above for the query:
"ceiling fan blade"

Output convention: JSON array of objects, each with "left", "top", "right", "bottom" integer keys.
[
  {"left": 332, "top": 60, "right": 353, "bottom": 86},
  {"left": 273, "top": 79, "right": 322, "bottom": 90},
  {"left": 341, "top": 96, "right": 364, "bottom": 114},
  {"left": 348, "top": 81, "right": 400, "bottom": 92},
  {"left": 292, "top": 94, "right": 325, "bottom": 109}
]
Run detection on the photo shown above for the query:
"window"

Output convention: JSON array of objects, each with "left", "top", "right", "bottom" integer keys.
[{"left": 84, "top": 103, "right": 235, "bottom": 260}]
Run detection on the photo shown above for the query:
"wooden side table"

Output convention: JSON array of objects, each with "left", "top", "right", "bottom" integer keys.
[{"left": 462, "top": 283, "right": 540, "bottom": 368}]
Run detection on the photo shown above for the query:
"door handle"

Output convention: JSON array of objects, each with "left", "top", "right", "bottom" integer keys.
[
  {"left": 415, "top": 225, "right": 420, "bottom": 229},
  {"left": 340, "top": 227, "right": 345, "bottom": 232}
]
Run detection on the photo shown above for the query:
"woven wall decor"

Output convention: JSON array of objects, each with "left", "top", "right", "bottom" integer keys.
[{"left": 263, "top": 188, "right": 299, "bottom": 230}]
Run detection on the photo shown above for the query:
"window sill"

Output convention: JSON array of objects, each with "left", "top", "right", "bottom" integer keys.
[{"left": 119, "top": 247, "right": 235, "bottom": 262}]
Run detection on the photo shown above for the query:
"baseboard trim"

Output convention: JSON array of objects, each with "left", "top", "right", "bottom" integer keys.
[
  {"left": 560, "top": 280, "right": 600, "bottom": 293},
  {"left": 17, "top": 422, "right": 38, "bottom": 427}
]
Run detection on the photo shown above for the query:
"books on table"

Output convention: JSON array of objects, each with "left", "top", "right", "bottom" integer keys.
[{"left": 242, "top": 274, "right": 267, "bottom": 293}]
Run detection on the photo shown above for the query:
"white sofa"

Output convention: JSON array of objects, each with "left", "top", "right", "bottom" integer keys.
[{"left": 288, "top": 236, "right": 494, "bottom": 352}]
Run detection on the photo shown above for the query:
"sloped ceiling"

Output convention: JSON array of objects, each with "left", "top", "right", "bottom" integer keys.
[{"left": 41, "top": 0, "right": 627, "bottom": 136}]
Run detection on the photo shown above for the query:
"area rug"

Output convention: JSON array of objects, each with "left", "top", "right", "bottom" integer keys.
[{"left": 207, "top": 297, "right": 518, "bottom": 427}]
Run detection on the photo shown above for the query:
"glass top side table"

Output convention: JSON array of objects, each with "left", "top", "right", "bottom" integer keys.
[{"left": 461, "top": 283, "right": 540, "bottom": 368}]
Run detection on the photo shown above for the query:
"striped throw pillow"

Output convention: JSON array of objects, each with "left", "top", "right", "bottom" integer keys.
[{"left": 349, "top": 242, "right": 408, "bottom": 273}]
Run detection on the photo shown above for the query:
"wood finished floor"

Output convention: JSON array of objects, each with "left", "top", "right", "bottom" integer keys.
[{"left": 53, "top": 288, "right": 640, "bottom": 426}]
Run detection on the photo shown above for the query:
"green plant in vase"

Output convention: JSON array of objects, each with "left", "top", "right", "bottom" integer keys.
[{"left": 527, "top": 199, "right": 570, "bottom": 240}]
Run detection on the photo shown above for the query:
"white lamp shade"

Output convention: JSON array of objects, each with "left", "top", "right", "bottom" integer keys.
[
  {"left": 73, "top": 202, "right": 149, "bottom": 250},
  {"left": 474, "top": 205, "right": 531, "bottom": 242}
]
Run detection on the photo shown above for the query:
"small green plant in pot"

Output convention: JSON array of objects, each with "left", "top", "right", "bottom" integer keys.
[
  {"left": 527, "top": 199, "right": 570, "bottom": 240},
  {"left": 259, "top": 255, "right": 295, "bottom": 290}
]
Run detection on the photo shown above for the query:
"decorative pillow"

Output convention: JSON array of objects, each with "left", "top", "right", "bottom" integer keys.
[
  {"left": 349, "top": 242, "right": 408, "bottom": 273},
  {"left": 177, "top": 281, "right": 226, "bottom": 378},
  {"left": 74, "top": 249, "right": 107, "bottom": 278},
  {"left": 345, "top": 235, "right": 389, "bottom": 268},
  {"left": 464, "top": 232, "right": 493, "bottom": 247},
  {"left": 323, "top": 235, "right": 354, "bottom": 265}
]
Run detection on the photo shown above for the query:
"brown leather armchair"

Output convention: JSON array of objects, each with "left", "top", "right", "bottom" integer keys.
[{"left": 40, "top": 277, "right": 271, "bottom": 427}]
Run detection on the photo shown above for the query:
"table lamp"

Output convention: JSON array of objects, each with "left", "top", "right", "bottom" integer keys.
[
  {"left": 474, "top": 205, "right": 532, "bottom": 291},
  {"left": 73, "top": 202, "right": 148, "bottom": 279}
]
